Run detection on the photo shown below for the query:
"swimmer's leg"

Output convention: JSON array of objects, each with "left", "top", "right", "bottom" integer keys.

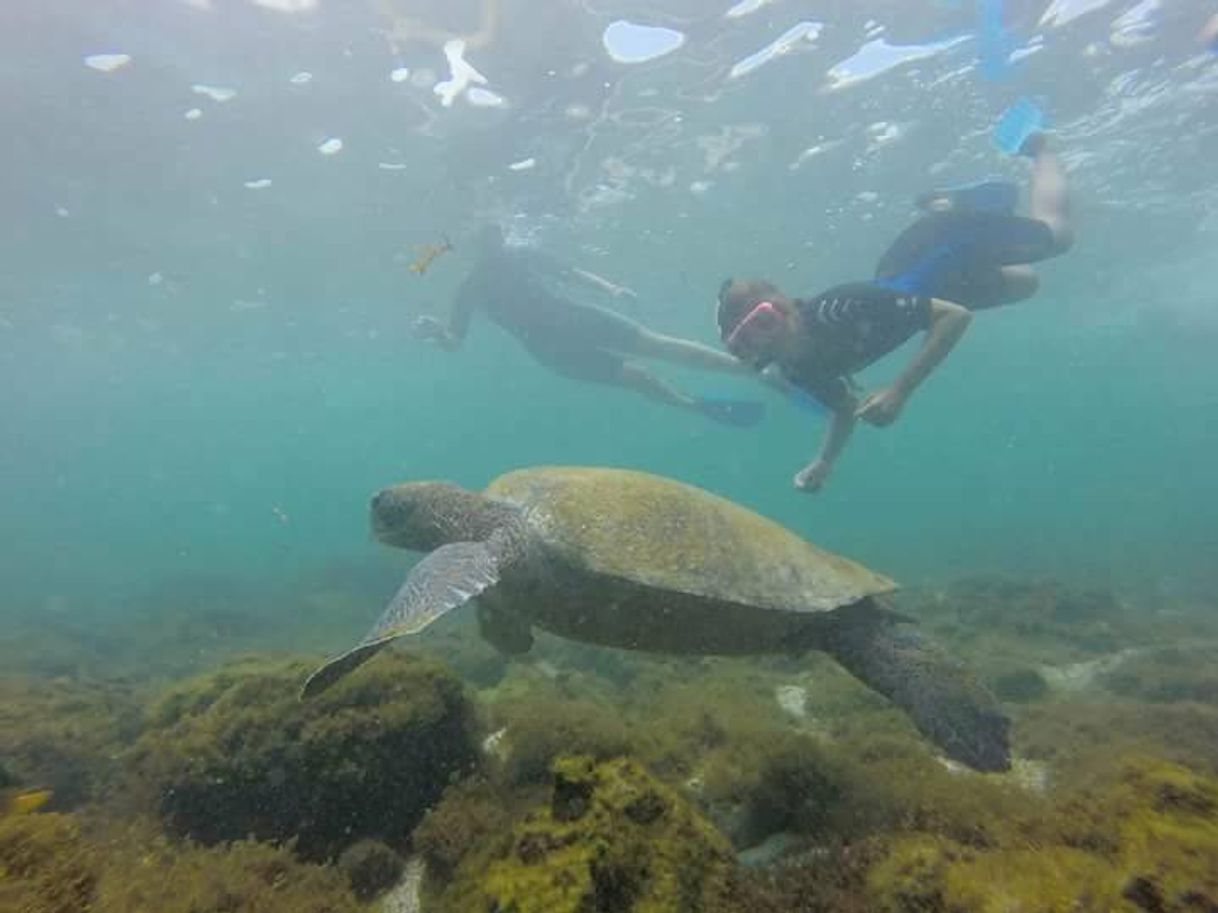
[
  {"left": 559, "top": 299, "right": 745, "bottom": 374},
  {"left": 616, "top": 361, "right": 699, "bottom": 408},
  {"left": 1025, "top": 135, "right": 1073, "bottom": 254},
  {"left": 994, "top": 265, "right": 1039, "bottom": 306},
  {"left": 614, "top": 362, "right": 764, "bottom": 426},
  {"left": 536, "top": 344, "right": 697, "bottom": 409},
  {"left": 629, "top": 328, "right": 746, "bottom": 373}
]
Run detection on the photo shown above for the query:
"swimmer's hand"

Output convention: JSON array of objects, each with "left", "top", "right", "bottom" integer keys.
[
  {"left": 794, "top": 460, "right": 832, "bottom": 494},
  {"left": 855, "top": 387, "right": 906, "bottom": 427},
  {"left": 412, "top": 315, "right": 447, "bottom": 342}
]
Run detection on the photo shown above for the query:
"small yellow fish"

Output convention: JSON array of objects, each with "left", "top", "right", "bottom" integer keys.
[
  {"left": 408, "top": 236, "right": 453, "bottom": 276},
  {"left": 0, "top": 787, "right": 52, "bottom": 817}
]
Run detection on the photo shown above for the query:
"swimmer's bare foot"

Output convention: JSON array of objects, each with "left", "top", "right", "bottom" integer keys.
[
  {"left": 412, "top": 315, "right": 445, "bottom": 340},
  {"left": 1019, "top": 130, "right": 1048, "bottom": 159},
  {"left": 1201, "top": 14, "right": 1218, "bottom": 51}
]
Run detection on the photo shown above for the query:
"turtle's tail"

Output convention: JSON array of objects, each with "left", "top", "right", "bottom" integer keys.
[{"left": 822, "top": 608, "right": 1011, "bottom": 772}]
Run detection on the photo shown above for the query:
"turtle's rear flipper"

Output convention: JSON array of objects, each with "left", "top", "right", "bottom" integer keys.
[
  {"left": 301, "top": 540, "right": 502, "bottom": 699},
  {"left": 824, "top": 614, "right": 1011, "bottom": 772}
]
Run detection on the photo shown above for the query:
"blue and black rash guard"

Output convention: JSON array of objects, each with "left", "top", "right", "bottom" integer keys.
[
  {"left": 780, "top": 282, "right": 932, "bottom": 409},
  {"left": 875, "top": 210, "right": 1058, "bottom": 309}
]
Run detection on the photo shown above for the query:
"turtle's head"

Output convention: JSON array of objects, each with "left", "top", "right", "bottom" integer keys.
[{"left": 370, "top": 482, "right": 507, "bottom": 551}]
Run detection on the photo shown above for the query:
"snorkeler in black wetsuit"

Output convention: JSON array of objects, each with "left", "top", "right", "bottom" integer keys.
[
  {"left": 715, "top": 132, "right": 1073, "bottom": 493},
  {"left": 876, "top": 133, "right": 1072, "bottom": 310},
  {"left": 414, "top": 226, "right": 764, "bottom": 426}
]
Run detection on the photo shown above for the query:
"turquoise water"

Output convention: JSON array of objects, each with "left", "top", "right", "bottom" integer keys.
[{"left": 2, "top": 0, "right": 1217, "bottom": 643}]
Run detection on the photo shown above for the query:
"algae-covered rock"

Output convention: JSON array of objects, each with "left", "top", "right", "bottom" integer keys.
[
  {"left": 990, "top": 666, "right": 1051, "bottom": 703},
  {"left": 413, "top": 777, "right": 514, "bottom": 881},
  {"left": 92, "top": 830, "right": 367, "bottom": 913},
  {"left": 1017, "top": 700, "right": 1218, "bottom": 777},
  {"left": 902, "top": 577, "right": 1137, "bottom": 666},
  {"left": 0, "top": 811, "right": 98, "bottom": 913},
  {"left": 868, "top": 834, "right": 1118, "bottom": 913},
  {"left": 1090, "top": 759, "right": 1218, "bottom": 911},
  {"left": 337, "top": 839, "right": 405, "bottom": 901},
  {"left": 125, "top": 651, "right": 478, "bottom": 859},
  {"left": 0, "top": 810, "right": 366, "bottom": 913},
  {"left": 864, "top": 758, "right": 1218, "bottom": 913},
  {"left": 426, "top": 755, "right": 738, "bottom": 913},
  {"left": 1101, "top": 645, "right": 1218, "bottom": 705},
  {"left": 491, "top": 693, "right": 639, "bottom": 786},
  {"left": 698, "top": 729, "right": 855, "bottom": 849},
  {"left": 0, "top": 675, "right": 144, "bottom": 811}
]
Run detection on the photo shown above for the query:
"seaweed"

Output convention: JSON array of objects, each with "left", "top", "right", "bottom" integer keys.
[
  {"left": 336, "top": 839, "right": 405, "bottom": 901},
  {"left": 0, "top": 811, "right": 98, "bottom": 913},
  {"left": 991, "top": 666, "right": 1051, "bottom": 703},
  {"left": 123, "top": 650, "right": 478, "bottom": 859},
  {"left": 0, "top": 810, "right": 368, "bottom": 913},
  {"left": 0, "top": 675, "right": 145, "bottom": 811},
  {"left": 488, "top": 690, "right": 641, "bottom": 786},
  {"left": 863, "top": 758, "right": 1218, "bottom": 912},
  {"left": 1101, "top": 646, "right": 1218, "bottom": 705},
  {"left": 413, "top": 777, "right": 515, "bottom": 880},
  {"left": 1017, "top": 699, "right": 1218, "bottom": 778},
  {"left": 424, "top": 755, "right": 739, "bottom": 913}
]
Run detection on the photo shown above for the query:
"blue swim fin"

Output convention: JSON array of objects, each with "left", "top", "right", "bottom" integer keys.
[
  {"left": 694, "top": 396, "right": 766, "bottom": 428},
  {"left": 788, "top": 388, "right": 828, "bottom": 418},
  {"left": 977, "top": 0, "right": 1015, "bottom": 81},
  {"left": 993, "top": 97, "right": 1045, "bottom": 157}
]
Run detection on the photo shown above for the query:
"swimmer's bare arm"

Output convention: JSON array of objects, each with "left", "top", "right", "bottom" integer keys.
[
  {"left": 567, "top": 267, "right": 638, "bottom": 300},
  {"left": 529, "top": 250, "right": 639, "bottom": 300},
  {"left": 794, "top": 390, "right": 858, "bottom": 494},
  {"left": 856, "top": 299, "right": 971, "bottom": 427},
  {"left": 413, "top": 277, "right": 478, "bottom": 351}
]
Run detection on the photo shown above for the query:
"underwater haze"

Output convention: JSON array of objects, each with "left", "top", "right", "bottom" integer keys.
[
  {"left": 5, "top": 2, "right": 1218, "bottom": 911},
  {"left": 4, "top": 0, "right": 1217, "bottom": 631}
]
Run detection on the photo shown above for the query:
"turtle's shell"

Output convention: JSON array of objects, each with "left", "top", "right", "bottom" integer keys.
[{"left": 486, "top": 466, "right": 895, "bottom": 614}]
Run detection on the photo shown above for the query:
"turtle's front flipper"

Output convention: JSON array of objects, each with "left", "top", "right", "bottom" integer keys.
[
  {"left": 301, "top": 540, "right": 502, "bottom": 699},
  {"left": 822, "top": 610, "right": 1011, "bottom": 772}
]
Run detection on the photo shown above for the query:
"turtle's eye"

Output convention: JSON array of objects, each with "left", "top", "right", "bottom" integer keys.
[{"left": 371, "top": 490, "right": 404, "bottom": 519}]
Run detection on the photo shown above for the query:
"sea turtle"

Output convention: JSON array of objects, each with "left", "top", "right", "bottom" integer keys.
[{"left": 303, "top": 466, "right": 1010, "bottom": 772}]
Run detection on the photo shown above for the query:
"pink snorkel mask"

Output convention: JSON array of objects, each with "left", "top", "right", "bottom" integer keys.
[{"left": 725, "top": 300, "right": 781, "bottom": 350}]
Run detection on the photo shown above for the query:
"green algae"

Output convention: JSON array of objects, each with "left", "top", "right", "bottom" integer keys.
[
  {"left": 898, "top": 578, "right": 1148, "bottom": 685},
  {"left": 124, "top": 651, "right": 478, "bottom": 859},
  {"left": 0, "top": 811, "right": 366, "bottom": 913},
  {"left": 990, "top": 666, "right": 1051, "bottom": 702},
  {"left": 336, "top": 839, "right": 404, "bottom": 901},
  {"left": 1101, "top": 645, "right": 1218, "bottom": 705},
  {"left": 413, "top": 777, "right": 517, "bottom": 881},
  {"left": 0, "top": 675, "right": 145, "bottom": 811},
  {"left": 424, "top": 756, "right": 739, "bottom": 913},
  {"left": 0, "top": 812, "right": 98, "bottom": 913},
  {"left": 1016, "top": 699, "right": 1218, "bottom": 778},
  {"left": 490, "top": 691, "right": 641, "bottom": 786},
  {"left": 8, "top": 573, "right": 1218, "bottom": 913},
  {"left": 864, "top": 758, "right": 1218, "bottom": 913}
]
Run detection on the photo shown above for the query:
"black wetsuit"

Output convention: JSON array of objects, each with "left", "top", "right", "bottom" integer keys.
[
  {"left": 448, "top": 244, "right": 644, "bottom": 383},
  {"left": 875, "top": 210, "right": 1058, "bottom": 310},
  {"left": 781, "top": 283, "right": 932, "bottom": 409}
]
